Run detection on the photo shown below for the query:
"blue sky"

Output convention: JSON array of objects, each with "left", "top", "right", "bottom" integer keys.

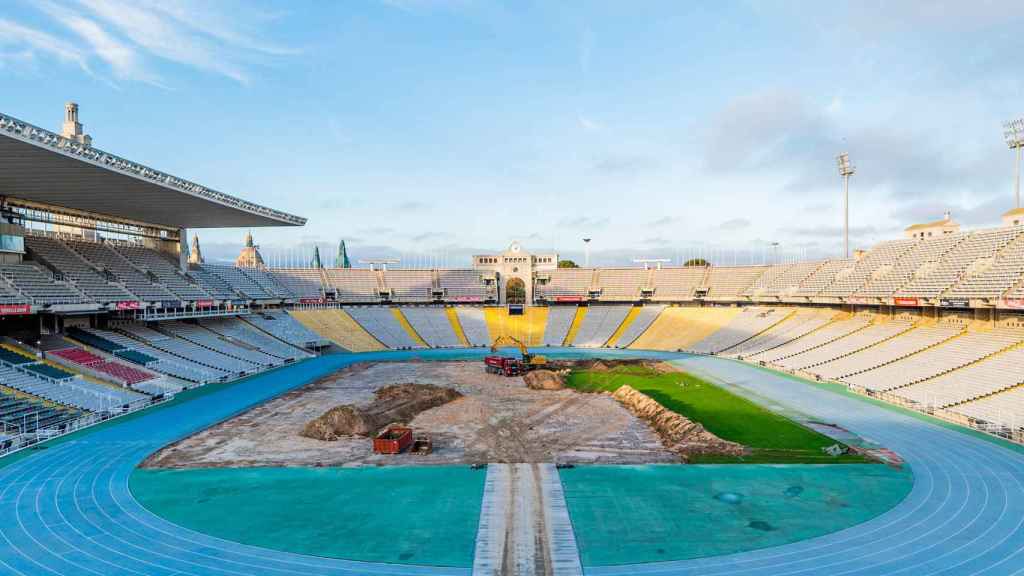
[{"left": 2, "top": 0, "right": 1023, "bottom": 266}]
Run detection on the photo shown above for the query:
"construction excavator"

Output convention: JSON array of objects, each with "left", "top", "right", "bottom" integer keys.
[{"left": 484, "top": 336, "right": 548, "bottom": 376}]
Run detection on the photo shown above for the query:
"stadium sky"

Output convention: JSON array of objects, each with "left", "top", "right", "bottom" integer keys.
[{"left": 2, "top": 0, "right": 1023, "bottom": 266}]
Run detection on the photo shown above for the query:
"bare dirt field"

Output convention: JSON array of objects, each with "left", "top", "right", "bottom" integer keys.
[{"left": 143, "top": 361, "right": 677, "bottom": 468}]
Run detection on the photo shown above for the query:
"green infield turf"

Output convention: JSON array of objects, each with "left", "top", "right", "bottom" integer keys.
[
  {"left": 130, "top": 465, "right": 486, "bottom": 567},
  {"left": 565, "top": 364, "right": 868, "bottom": 464},
  {"left": 561, "top": 463, "right": 912, "bottom": 565}
]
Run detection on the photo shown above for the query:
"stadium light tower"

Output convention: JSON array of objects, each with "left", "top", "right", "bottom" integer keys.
[
  {"left": 1004, "top": 118, "right": 1024, "bottom": 209},
  {"left": 583, "top": 238, "right": 592, "bottom": 267},
  {"left": 837, "top": 152, "right": 855, "bottom": 258}
]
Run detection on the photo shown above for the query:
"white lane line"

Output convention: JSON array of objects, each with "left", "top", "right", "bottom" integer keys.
[
  {"left": 472, "top": 464, "right": 511, "bottom": 576},
  {"left": 537, "top": 464, "right": 583, "bottom": 576}
]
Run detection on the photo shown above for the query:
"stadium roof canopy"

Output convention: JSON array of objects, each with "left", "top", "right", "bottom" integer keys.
[{"left": 0, "top": 111, "right": 306, "bottom": 229}]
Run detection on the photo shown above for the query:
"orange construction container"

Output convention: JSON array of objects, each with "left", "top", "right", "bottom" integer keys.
[{"left": 373, "top": 426, "right": 413, "bottom": 454}]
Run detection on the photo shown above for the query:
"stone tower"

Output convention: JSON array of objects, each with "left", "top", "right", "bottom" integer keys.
[
  {"left": 188, "top": 233, "right": 204, "bottom": 264},
  {"left": 61, "top": 102, "right": 92, "bottom": 145},
  {"left": 235, "top": 230, "right": 266, "bottom": 268}
]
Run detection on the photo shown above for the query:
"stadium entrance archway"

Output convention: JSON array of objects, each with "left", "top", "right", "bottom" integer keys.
[{"left": 505, "top": 277, "right": 526, "bottom": 305}]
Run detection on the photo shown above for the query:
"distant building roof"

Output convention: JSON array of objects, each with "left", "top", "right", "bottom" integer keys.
[{"left": 905, "top": 212, "right": 958, "bottom": 232}]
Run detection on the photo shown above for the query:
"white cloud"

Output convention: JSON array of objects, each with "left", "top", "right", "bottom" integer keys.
[
  {"left": 2, "top": 0, "right": 296, "bottom": 85},
  {"left": 578, "top": 113, "right": 603, "bottom": 132},
  {"left": 72, "top": 0, "right": 250, "bottom": 83},
  {"left": 37, "top": 2, "right": 163, "bottom": 86},
  {"left": 0, "top": 18, "right": 90, "bottom": 72}
]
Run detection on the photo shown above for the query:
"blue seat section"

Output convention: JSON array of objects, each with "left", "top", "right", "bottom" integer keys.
[
  {"left": 114, "top": 348, "right": 158, "bottom": 366},
  {"left": 66, "top": 326, "right": 123, "bottom": 354},
  {"left": 23, "top": 363, "right": 74, "bottom": 381},
  {"left": 0, "top": 347, "right": 33, "bottom": 365}
]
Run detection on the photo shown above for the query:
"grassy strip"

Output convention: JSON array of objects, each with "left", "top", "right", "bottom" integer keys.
[{"left": 566, "top": 365, "right": 868, "bottom": 464}]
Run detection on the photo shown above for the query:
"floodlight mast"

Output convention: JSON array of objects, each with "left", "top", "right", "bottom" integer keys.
[
  {"left": 583, "top": 238, "right": 592, "bottom": 267},
  {"left": 837, "top": 153, "right": 855, "bottom": 258},
  {"left": 1004, "top": 118, "right": 1024, "bottom": 209}
]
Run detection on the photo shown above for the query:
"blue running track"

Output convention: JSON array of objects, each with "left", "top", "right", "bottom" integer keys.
[{"left": 1, "top": 348, "right": 1023, "bottom": 576}]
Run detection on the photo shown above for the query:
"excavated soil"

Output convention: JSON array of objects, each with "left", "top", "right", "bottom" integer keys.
[
  {"left": 301, "top": 384, "right": 462, "bottom": 440},
  {"left": 612, "top": 385, "right": 746, "bottom": 460},
  {"left": 523, "top": 369, "right": 566, "bottom": 390},
  {"left": 142, "top": 361, "right": 678, "bottom": 468}
]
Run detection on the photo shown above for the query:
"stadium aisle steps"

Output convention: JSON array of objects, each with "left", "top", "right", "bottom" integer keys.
[
  {"left": 783, "top": 318, "right": 917, "bottom": 371},
  {"left": 242, "top": 311, "right": 327, "bottom": 349},
  {"left": 844, "top": 327, "right": 1024, "bottom": 392},
  {"left": 445, "top": 307, "right": 471, "bottom": 347},
  {"left": 605, "top": 306, "right": 642, "bottom": 347},
  {"left": 751, "top": 313, "right": 868, "bottom": 363},
  {"left": 562, "top": 307, "right": 588, "bottom": 346},
  {"left": 399, "top": 307, "right": 460, "bottom": 347},
  {"left": 609, "top": 304, "right": 667, "bottom": 348},
  {"left": 346, "top": 307, "right": 425, "bottom": 349},
  {"left": 391, "top": 308, "right": 429, "bottom": 347},
  {"left": 542, "top": 306, "right": 577, "bottom": 346},
  {"left": 896, "top": 343, "right": 1024, "bottom": 408},
  {"left": 722, "top": 308, "right": 839, "bottom": 358},
  {"left": 454, "top": 307, "right": 491, "bottom": 346},
  {"left": 287, "top": 309, "right": 385, "bottom": 352},
  {"left": 572, "top": 306, "right": 632, "bottom": 348},
  {"left": 629, "top": 307, "right": 742, "bottom": 351},
  {"left": 812, "top": 323, "right": 965, "bottom": 380},
  {"left": 690, "top": 307, "right": 793, "bottom": 354}
]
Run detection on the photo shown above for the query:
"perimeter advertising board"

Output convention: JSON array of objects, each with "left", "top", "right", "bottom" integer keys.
[
  {"left": 554, "top": 296, "right": 584, "bottom": 303},
  {"left": 0, "top": 304, "right": 31, "bottom": 315},
  {"left": 940, "top": 298, "right": 970, "bottom": 308}
]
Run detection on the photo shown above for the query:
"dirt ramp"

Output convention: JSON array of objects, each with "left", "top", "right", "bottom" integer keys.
[
  {"left": 611, "top": 385, "right": 745, "bottom": 459},
  {"left": 302, "top": 383, "right": 462, "bottom": 441}
]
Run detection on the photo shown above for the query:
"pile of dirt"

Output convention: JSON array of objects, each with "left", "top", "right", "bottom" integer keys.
[
  {"left": 301, "top": 383, "right": 461, "bottom": 441},
  {"left": 523, "top": 369, "right": 565, "bottom": 390},
  {"left": 611, "top": 385, "right": 745, "bottom": 459},
  {"left": 649, "top": 361, "right": 678, "bottom": 374}
]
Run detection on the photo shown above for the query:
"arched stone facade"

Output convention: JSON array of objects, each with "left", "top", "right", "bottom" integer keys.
[{"left": 472, "top": 241, "right": 558, "bottom": 305}]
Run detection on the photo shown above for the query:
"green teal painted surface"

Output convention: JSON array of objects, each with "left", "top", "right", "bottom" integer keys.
[
  {"left": 561, "top": 463, "right": 912, "bottom": 566},
  {"left": 130, "top": 465, "right": 486, "bottom": 567}
]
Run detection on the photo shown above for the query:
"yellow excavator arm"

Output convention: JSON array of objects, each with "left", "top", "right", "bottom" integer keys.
[
  {"left": 490, "top": 335, "right": 528, "bottom": 355},
  {"left": 489, "top": 336, "right": 546, "bottom": 366}
]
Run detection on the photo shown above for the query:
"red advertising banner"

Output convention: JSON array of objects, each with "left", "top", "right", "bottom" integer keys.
[
  {"left": 299, "top": 298, "right": 325, "bottom": 305},
  {"left": 894, "top": 297, "right": 919, "bottom": 307},
  {"left": 195, "top": 300, "right": 215, "bottom": 308},
  {"left": 999, "top": 298, "right": 1024, "bottom": 310},
  {"left": 0, "top": 304, "right": 31, "bottom": 315},
  {"left": 451, "top": 296, "right": 484, "bottom": 303},
  {"left": 554, "top": 296, "right": 584, "bottom": 303},
  {"left": 115, "top": 301, "right": 141, "bottom": 310}
]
